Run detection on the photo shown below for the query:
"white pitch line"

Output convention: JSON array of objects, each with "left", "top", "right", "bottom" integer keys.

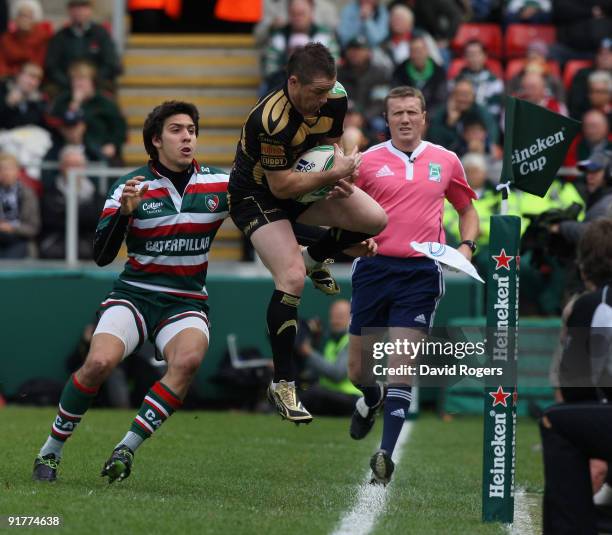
[
  {"left": 331, "top": 421, "right": 414, "bottom": 535},
  {"left": 507, "top": 487, "right": 537, "bottom": 535}
]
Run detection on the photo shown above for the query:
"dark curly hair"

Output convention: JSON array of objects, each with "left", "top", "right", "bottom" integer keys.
[
  {"left": 578, "top": 218, "right": 612, "bottom": 287},
  {"left": 143, "top": 101, "right": 199, "bottom": 160}
]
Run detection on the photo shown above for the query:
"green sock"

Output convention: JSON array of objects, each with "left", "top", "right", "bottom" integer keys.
[
  {"left": 119, "top": 381, "right": 182, "bottom": 451},
  {"left": 39, "top": 374, "right": 98, "bottom": 458}
]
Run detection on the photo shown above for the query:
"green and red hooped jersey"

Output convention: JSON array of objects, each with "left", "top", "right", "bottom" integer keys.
[{"left": 97, "top": 162, "right": 229, "bottom": 300}]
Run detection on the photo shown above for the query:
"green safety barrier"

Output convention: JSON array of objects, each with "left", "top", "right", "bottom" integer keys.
[{"left": 0, "top": 268, "right": 483, "bottom": 400}]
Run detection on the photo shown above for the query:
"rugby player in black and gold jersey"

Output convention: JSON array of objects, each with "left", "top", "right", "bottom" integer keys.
[{"left": 228, "top": 43, "right": 387, "bottom": 424}]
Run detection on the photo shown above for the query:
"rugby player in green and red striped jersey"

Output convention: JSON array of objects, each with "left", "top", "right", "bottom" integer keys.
[{"left": 32, "top": 101, "right": 229, "bottom": 483}]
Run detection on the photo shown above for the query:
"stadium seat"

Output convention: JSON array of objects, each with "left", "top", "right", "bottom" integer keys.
[
  {"left": 563, "top": 59, "right": 593, "bottom": 89},
  {"left": 451, "top": 23, "right": 503, "bottom": 59},
  {"left": 504, "top": 24, "right": 556, "bottom": 59},
  {"left": 504, "top": 58, "right": 561, "bottom": 81},
  {"left": 447, "top": 58, "right": 503, "bottom": 80}
]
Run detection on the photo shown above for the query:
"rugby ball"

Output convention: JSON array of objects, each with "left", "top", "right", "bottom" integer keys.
[{"left": 293, "top": 145, "right": 335, "bottom": 203}]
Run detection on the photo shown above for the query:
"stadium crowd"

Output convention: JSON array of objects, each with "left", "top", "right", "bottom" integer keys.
[{"left": 0, "top": 0, "right": 611, "bottom": 315}]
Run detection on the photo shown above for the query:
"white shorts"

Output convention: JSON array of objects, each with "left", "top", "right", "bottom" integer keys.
[{"left": 93, "top": 304, "right": 210, "bottom": 359}]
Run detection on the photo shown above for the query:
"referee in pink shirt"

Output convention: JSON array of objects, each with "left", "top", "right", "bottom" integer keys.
[{"left": 347, "top": 86, "right": 480, "bottom": 484}]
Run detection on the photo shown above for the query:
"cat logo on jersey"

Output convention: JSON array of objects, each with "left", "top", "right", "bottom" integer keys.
[
  {"left": 206, "top": 194, "right": 219, "bottom": 212},
  {"left": 428, "top": 163, "right": 442, "bottom": 182}
]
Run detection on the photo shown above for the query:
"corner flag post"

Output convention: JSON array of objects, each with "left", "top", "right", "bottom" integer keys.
[{"left": 481, "top": 97, "right": 581, "bottom": 523}]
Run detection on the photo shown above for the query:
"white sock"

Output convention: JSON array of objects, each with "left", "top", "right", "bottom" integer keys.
[
  {"left": 39, "top": 436, "right": 65, "bottom": 459},
  {"left": 302, "top": 248, "right": 319, "bottom": 269},
  {"left": 272, "top": 380, "right": 295, "bottom": 391},
  {"left": 116, "top": 431, "right": 144, "bottom": 453},
  {"left": 356, "top": 397, "right": 370, "bottom": 418},
  {"left": 595, "top": 483, "right": 612, "bottom": 506}
]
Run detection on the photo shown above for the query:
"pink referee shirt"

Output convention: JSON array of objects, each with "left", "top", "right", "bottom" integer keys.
[{"left": 355, "top": 140, "right": 476, "bottom": 258}]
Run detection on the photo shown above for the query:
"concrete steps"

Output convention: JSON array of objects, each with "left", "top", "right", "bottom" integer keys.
[
  {"left": 126, "top": 34, "right": 255, "bottom": 48},
  {"left": 118, "top": 34, "right": 258, "bottom": 260}
]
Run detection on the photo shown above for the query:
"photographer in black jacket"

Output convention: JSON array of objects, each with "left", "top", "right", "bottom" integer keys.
[{"left": 540, "top": 218, "right": 612, "bottom": 534}]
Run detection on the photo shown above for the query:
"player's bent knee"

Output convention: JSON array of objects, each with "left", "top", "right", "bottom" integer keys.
[
  {"left": 81, "top": 352, "right": 119, "bottom": 382},
  {"left": 170, "top": 350, "right": 204, "bottom": 378},
  {"left": 277, "top": 264, "right": 306, "bottom": 295}
]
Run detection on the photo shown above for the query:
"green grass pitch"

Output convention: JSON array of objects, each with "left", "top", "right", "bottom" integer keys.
[{"left": 0, "top": 408, "right": 543, "bottom": 534}]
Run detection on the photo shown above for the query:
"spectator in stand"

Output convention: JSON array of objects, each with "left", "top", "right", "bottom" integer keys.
[
  {"left": 518, "top": 71, "right": 568, "bottom": 115},
  {"left": 444, "top": 152, "right": 497, "bottom": 273},
  {"left": 565, "top": 109, "right": 612, "bottom": 168},
  {"left": 253, "top": 0, "right": 338, "bottom": 46},
  {"left": 261, "top": 0, "right": 339, "bottom": 92},
  {"left": 297, "top": 299, "right": 361, "bottom": 417},
  {"left": 342, "top": 108, "right": 371, "bottom": 153},
  {"left": 128, "top": 0, "right": 182, "bottom": 33},
  {"left": 48, "top": 61, "right": 126, "bottom": 164},
  {"left": 44, "top": 0, "right": 121, "bottom": 92},
  {"left": 38, "top": 145, "right": 101, "bottom": 260},
  {"left": 380, "top": 4, "right": 442, "bottom": 72},
  {"left": 337, "top": 0, "right": 389, "bottom": 49},
  {"left": 0, "top": 152, "right": 40, "bottom": 259},
  {"left": 568, "top": 38, "right": 612, "bottom": 121},
  {"left": 504, "top": 0, "right": 552, "bottom": 24},
  {"left": 586, "top": 71, "right": 612, "bottom": 126},
  {"left": 427, "top": 78, "right": 499, "bottom": 154},
  {"left": 456, "top": 116, "right": 502, "bottom": 166},
  {"left": 550, "top": 151, "right": 612, "bottom": 246},
  {"left": 0, "top": 0, "right": 49, "bottom": 78},
  {"left": 392, "top": 0, "right": 464, "bottom": 61},
  {"left": 0, "top": 62, "right": 46, "bottom": 130},
  {"left": 391, "top": 33, "right": 447, "bottom": 113},
  {"left": 337, "top": 36, "right": 390, "bottom": 140},
  {"left": 551, "top": 0, "right": 612, "bottom": 64},
  {"left": 506, "top": 41, "right": 564, "bottom": 102},
  {"left": 466, "top": 0, "right": 502, "bottom": 22},
  {"left": 455, "top": 39, "right": 505, "bottom": 122}
]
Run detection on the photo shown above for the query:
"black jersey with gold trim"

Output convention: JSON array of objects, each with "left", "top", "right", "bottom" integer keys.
[{"left": 229, "top": 81, "right": 348, "bottom": 194}]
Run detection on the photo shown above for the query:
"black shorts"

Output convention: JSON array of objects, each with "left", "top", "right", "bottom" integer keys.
[{"left": 228, "top": 184, "right": 310, "bottom": 239}]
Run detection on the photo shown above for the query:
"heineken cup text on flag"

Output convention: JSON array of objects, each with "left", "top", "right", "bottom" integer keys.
[{"left": 501, "top": 96, "right": 581, "bottom": 197}]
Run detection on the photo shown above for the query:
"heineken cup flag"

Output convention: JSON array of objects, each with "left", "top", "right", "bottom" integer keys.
[
  {"left": 482, "top": 215, "right": 521, "bottom": 523},
  {"left": 502, "top": 97, "right": 581, "bottom": 197}
]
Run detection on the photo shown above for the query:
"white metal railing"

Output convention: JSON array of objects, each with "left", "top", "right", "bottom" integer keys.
[
  {"left": 59, "top": 165, "right": 582, "bottom": 267},
  {"left": 65, "top": 166, "right": 133, "bottom": 266},
  {"left": 112, "top": 0, "right": 127, "bottom": 55}
]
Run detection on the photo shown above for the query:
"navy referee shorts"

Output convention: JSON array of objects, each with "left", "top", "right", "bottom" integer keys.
[{"left": 349, "top": 255, "right": 445, "bottom": 335}]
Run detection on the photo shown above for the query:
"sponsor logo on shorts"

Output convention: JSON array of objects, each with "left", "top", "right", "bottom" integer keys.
[
  {"left": 244, "top": 218, "right": 260, "bottom": 235},
  {"left": 414, "top": 314, "right": 427, "bottom": 324}
]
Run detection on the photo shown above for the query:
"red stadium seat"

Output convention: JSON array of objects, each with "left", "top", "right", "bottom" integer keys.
[
  {"left": 447, "top": 58, "right": 503, "bottom": 80},
  {"left": 504, "top": 58, "right": 561, "bottom": 81},
  {"left": 451, "top": 23, "right": 503, "bottom": 59},
  {"left": 563, "top": 59, "right": 593, "bottom": 89},
  {"left": 504, "top": 24, "right": 556, "bottom": 59}
]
